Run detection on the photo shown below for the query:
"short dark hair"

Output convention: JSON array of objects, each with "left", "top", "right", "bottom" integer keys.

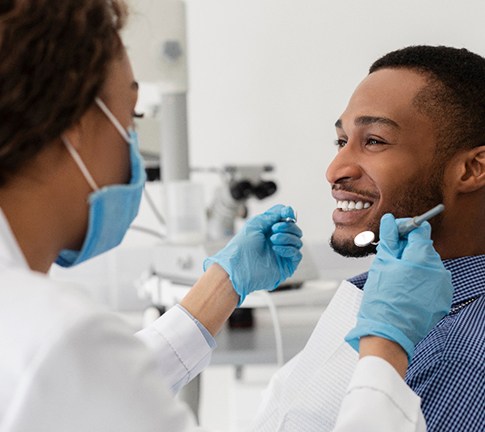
[
  {"left": 0, "top": 0, "right": 128, "bottom": 186},
  {"left": 369, "top": 45, "right": 485, "bottom": 161}
]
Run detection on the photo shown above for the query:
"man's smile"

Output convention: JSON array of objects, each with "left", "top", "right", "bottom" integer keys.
[
  {"left": 331, "top": 188, "right": 378, "bottom": 225},
  {"left": 336, "top": 199, "right": 372, "bottom": 211}
]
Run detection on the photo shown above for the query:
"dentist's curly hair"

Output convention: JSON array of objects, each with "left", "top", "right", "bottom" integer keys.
[
  {"left": 370, "top": 45, "right": 485, "bottom": 161},
  {"left": 0, "top": 0, "right": 128, "bottom": 185}
]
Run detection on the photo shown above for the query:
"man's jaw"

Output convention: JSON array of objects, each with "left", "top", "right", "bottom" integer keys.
[{"left": 330, "top": 229, "right": 377, "bottom": 258}]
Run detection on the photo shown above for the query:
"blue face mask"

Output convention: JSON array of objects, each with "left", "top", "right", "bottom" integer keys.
[{"left": 56, "top": 98, "right": 147, "bottom": 267}]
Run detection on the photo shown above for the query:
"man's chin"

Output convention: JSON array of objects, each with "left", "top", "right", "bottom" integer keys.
[{"left": 329, "top": 235, "right": 377, "bottom": 258}]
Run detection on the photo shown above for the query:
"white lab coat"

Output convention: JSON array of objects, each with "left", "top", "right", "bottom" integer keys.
[{"left": 0, "top": 209, "right": 425, "bottom": 431}]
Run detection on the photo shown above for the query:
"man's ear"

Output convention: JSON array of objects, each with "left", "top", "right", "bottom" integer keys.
[{"left": 454, "top": 145, "right": 485, "bottom": 193}]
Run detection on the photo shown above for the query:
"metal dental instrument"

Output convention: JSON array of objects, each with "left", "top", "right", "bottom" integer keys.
[
  {"left": 282, "top": 210, "right": 298, "bottom": 224},
  {"left": 354, "top": 203, "right": 445, "bottom": 248},
  {"left": 396, "top": 204, "right": 445, "bottom": 235},
  {"left": 354, "top": 230, "right": 378, "bottom": 247}
]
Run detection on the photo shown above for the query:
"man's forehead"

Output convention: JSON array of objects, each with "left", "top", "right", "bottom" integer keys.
[
  {"left": 363, "top": 67, "right": 426, "bottom": 89},
  {"left": 337, "top": 69, "right": 428, "bottom": 129}
]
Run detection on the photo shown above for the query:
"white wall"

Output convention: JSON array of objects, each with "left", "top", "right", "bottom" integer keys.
[{"left": 125, "top": 0, "right": 485, "bottom": 243}]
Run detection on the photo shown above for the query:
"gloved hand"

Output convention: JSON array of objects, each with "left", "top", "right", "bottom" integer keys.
[
  {"left": 203, "top": 204, "right": 303, "bottom": 306},
  {"left": 345, "top": 213, "right": 453, "bottom": 361}
]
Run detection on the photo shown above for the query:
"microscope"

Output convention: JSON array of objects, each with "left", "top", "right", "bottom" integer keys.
[{"left": 206, "top": 164, "right": 277, "bottom": 241}]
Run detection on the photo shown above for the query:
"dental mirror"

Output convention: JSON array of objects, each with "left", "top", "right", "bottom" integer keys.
[{"left": 354, "top": 230, "right": 377, "bottom": 247}]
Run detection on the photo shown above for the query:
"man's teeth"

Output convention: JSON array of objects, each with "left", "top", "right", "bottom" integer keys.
[{"left": 337, "top": 200, "right": 371, "bottom": 211}]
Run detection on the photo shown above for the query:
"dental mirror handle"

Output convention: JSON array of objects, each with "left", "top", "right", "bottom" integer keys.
[
  {"left": 397, "top": 203, "right": 445, "bottom": 236},
  {"left": 354, "top": 203, "right": 445, "bottom": 248}
]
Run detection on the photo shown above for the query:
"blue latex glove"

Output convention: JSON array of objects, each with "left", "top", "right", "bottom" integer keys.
[
  {"left": 345, "top": 213, "right": 453, "bottom": 360},
  {"left": 203, "top": 204, "right": 303, "bottom": 306}
]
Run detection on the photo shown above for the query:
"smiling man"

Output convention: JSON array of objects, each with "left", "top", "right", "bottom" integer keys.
[
  {"left": 250, "top": 46, "right": 485, "bottom": 432},
  {"left": 328, "top": 68, "right": 448, "bottom": 259}
]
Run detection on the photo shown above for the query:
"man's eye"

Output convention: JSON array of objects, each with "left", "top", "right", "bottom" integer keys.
[
  {"left": 334, "top": 139, "right": 347, "bottom": 148},
  {"left": 133, "top": 111, "right": 145, "bottom": 119},
  {"left": 366, "top": 138, "right": 385, "bottom": 146}
]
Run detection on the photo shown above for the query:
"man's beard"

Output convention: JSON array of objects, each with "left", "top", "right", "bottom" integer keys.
[
  {"left": 330, "top": 166, "right": 445, "bottom": 258},
  {"left": 330, "top": 234, "right": 377, "bottom": 258}
]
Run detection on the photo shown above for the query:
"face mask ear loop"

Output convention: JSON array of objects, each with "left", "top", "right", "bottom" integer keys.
[
  {"left": 95, "top": 97, "right": 130, "bottom": 143},
  {"left": 62, "top": 136, "right": 99, "bottom": 192}
]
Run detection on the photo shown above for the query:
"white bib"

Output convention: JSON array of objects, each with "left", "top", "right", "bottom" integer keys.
[{"left": 250, "top": 280, "right": 363, "bottom": 431}]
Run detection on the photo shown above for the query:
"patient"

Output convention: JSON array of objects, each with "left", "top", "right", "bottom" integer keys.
[{"left": 250, "top": 45, "right": 485, "bottom": 431}]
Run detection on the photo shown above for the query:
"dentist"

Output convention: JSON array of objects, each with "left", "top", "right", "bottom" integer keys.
[{"left": 0, "top": 1, "right": 302, "bottom": 430}]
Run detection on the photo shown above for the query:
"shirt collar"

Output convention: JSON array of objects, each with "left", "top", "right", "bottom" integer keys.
[
  {"left": 348, "top": 255, "right": 485, "bottom": 308},
  {"left": 442, "top": 255, "right": 485, "bottom": 307},
  {"left": 0, "top": 208, "right": 30, "bottom": 270}
]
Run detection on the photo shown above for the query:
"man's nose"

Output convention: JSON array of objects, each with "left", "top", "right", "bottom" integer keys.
[{"left": 325, "top": 145, "right": 363, "bottom": 186}]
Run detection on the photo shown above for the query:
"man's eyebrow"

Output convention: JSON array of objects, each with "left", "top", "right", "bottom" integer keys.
[
  {"left": 131, "top": 80, "right": 139, "bottom": 90},
  {"left": 334, "top": 116, "right": 400, "bottom": 130},
  {"left": 355, "top": 116, "right": 400, "bottom": 128}
]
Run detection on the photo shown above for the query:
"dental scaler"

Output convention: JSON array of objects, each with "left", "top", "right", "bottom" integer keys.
[{"left": 354, "top": 203, "right": 445, "bottom": 248}]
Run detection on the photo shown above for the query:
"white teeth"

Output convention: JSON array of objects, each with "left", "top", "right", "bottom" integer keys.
[{"left": 337, "top": 200, "right": 372, "bottom": 212}]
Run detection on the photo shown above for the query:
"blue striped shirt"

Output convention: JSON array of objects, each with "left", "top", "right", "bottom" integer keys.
[{"left": 348, "top": 255, "right": 485, "bottom": 431}]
